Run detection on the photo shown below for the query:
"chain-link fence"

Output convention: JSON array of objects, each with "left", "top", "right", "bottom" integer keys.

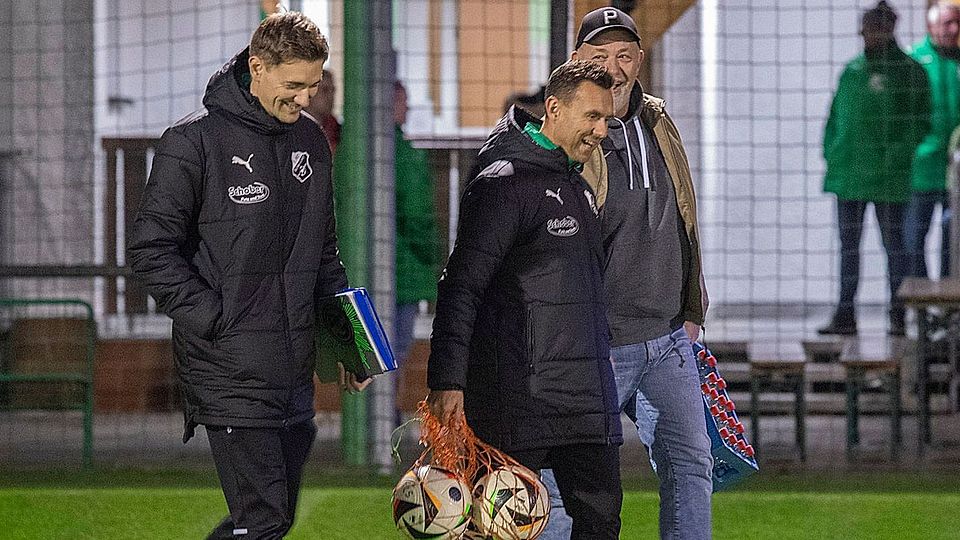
[{"left": 1, "top": 0, "right": 958, "bottom": 469}]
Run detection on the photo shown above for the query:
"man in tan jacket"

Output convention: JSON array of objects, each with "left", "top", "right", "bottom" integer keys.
[{"left": 540, "top": 7, "right": 712, "bottom": 540}]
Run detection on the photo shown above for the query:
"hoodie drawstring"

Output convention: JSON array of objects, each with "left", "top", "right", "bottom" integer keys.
[
  {"left": 612, "top": 116, "right": 650, "bottom": 190},
  {"left": 633, "top": 117, "right": 651, "bottom": 189},
  {"left": 612, "top": 117, "right": 635, "bottom": 190}
]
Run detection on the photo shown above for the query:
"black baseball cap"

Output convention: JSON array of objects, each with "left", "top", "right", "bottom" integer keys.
[{"left": 575, "top": 7, "right": 641, "bottom": 49}]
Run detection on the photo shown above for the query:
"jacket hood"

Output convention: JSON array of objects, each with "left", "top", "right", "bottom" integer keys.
[
  {"left": 616, "top": 82, "right": 665, "bottom": 128},
  {"left": 475, "top": 105, "right": 572, "bottom": 177},
  {"left": 603, "top": 82, "right": 667, "bottom": 190},
  {"left": 202, "top": 48, "right": 294, "bottom": 136}
]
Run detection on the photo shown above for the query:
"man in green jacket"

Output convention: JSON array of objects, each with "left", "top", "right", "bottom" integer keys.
[
  {"left": 393, "top": 81, "right": 440, "bottom": 364},
  {"left": 905, "top": 2, "right": 960, "bottom": 280},
  {"left": 819, "top": 1, "right": 931, "bottom": 336}
]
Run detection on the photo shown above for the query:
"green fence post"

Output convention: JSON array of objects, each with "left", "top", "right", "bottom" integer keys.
[{"left": 335, "top": 0, "right": 371, "bottom": 466}]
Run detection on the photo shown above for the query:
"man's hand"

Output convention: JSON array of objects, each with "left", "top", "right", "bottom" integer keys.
[
  {"left": 684, "top": 321, "right": 701, "bottom": 342},
  {"left": 426, "top": 390, "right": 464, "bottom": 426},
  {"left": 338, "top": 362, "right": 372, "bottom": 393}
]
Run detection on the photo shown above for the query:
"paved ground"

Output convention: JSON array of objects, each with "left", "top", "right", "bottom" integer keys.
[
  {"left": 1, "top": 408, "right": 958, "bottom": 474},
  {"left": 2, "top": 305, "right": 958, "bottom": 473}
]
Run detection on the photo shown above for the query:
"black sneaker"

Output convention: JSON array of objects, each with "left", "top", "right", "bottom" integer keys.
[{"left": 817, "top": 320, "right": 857, "bottom": 335}]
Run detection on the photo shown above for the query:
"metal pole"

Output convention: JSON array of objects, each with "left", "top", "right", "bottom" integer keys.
[
  {"left": 447, "top": 150, "right": 460, "bottom": 254},
  {"left": 337, "top": 0, "right": 371, "bottom": 466},
  {"left": 367, "top": 0, "right": 397, "bottom": 474},
  {"left": 549, "top": 0, "right": 570, "bottom": 70},
  {"left": 949, "top": 144, "right": 960, "bottom": 277}
]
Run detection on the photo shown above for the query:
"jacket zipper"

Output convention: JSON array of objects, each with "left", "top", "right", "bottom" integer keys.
[
  {"left": 571, "top": 169, "right": 614, "bottom": 441},
  {"left": 275, "top": 138, "right": 294, "bottom": 426},
  {"left": 526, "top": 304, "right": 535, "bottom": 375}
]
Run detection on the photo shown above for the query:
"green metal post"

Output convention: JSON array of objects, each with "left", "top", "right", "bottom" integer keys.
[
  {"left": 335, "top": 0, "right": 370, "bottom": 466},
  {"left": 83, "top": 301, "right": 95, "bottom": 470}
]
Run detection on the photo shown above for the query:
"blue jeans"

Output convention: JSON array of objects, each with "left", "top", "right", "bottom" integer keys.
[
  {"left": 540, "top": 327, "right": 712, "bottom": 540},
  {"left": 905, "top": 190, "right": 949, "bottom": 279},
  {"left": 393, "top": 303, "right": 419, "bottom": 362}
]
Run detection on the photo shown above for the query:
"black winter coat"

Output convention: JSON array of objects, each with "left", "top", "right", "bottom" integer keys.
[
  {"left": 128, "top": 48, "right": 347, "bottom": 439},
  {"left": 428, "top": 106, "right": 622, "bottom": 452}
]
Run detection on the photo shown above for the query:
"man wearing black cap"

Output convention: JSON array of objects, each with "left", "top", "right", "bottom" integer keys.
[{"left": 540, "top": 7, "right": 713, "bottom": 540}]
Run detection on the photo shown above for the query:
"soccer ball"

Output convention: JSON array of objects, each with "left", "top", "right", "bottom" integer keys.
[
  {"left": 393, "top": 465, "right": 473, "bottom": 539},
  {"left": 472, "top": 465, "right": 550, "bottom": 539}
]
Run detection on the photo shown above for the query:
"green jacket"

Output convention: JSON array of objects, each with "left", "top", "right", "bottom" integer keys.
[
  {"left": 911, "top": 36, "right": 960, "bottom": 192},
  {"left": 823, "top": 44, "right": 930, "bottom": 202},
  {"left": 395, "top": 126, "right": 440, "bottom": 304}
]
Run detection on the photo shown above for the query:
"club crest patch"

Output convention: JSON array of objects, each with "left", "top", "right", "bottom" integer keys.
[{"left": 291, "top": 151, "right": 312, "bottom": 183}]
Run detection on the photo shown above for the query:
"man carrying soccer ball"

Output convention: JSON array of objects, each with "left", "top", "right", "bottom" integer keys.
[{"left": 427, "top": 60, "right": 623, "bottom": 539}]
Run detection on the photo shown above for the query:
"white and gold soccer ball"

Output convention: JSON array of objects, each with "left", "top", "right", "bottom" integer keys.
[
  {"left": 392, "top": 465, "right": 473, "bottom": 540},
  {"left": 472, "top": 465, "right": 550, "bottom": 540}
]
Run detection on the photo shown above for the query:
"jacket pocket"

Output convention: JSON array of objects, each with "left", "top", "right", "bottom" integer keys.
[{"left": 526, "top": 302, "right": 606, "bottom": 414}]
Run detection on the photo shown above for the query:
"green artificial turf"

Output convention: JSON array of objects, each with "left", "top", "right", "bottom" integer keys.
[{"left": 0, "top": 471, "right": 958, "bottom": 539}]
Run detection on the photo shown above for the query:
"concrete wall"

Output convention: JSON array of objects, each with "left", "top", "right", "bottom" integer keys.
[
  {"left": 2, "top": 0, "right": 96, "bottom": 299},
  {"left": 95, "top": 0, "right": 259, "bottom": 137}
]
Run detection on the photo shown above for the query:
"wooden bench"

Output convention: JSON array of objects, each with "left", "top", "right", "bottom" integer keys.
[
  {"left": 706, "top": 340, "right": 807, "bottom": 460},
  {"left": 836, "top": 338, "right": 903, "bottom": 460},
  {"left": 748, "top": 341, "right": 807, "bottom": 461}
]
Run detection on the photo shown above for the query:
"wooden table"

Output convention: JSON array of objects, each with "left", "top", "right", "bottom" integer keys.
[{"left": 898, "top": 277, "right": 960, "bottom": 455}]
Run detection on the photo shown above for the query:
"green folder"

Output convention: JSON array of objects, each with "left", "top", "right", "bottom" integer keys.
[{"left": 314, "top": 288, "right": 396, "bottom": 382}]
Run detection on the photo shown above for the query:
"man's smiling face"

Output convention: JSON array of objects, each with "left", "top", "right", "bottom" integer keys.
[
  {"left": 573, "top": 30, "right": 644, "bottom": 118},
  {"left": 249, "top": 56, "right": 324, "bottom": 123}
]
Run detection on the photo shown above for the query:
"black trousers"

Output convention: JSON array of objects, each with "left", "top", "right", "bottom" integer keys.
[
  {"left": 205, "top": 420, "right": 317, "bottom": 539},
  {"left": 512, "top": 443, "right": 622, "bottom": 540},
  {"left": 836, "top": 199, "right": 907, "bottom": 319}
]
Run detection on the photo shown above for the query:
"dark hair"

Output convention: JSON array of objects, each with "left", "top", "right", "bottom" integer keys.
[
  {"left": 862, "top": 1, "right": 897, "bottom": 33},
  {"left": 544, "top": 60, "right": 613, "bottom": 104},
  {"left": 250, "top": 12, "right": 329, "bottom": 66}
]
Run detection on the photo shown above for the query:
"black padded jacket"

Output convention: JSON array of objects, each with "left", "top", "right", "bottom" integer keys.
[
  {"left": 428, "top": 106, "right": 622, "bottom": 452},
  {"left": 128, "top": 48, "right": 347, "bottom": 439}
]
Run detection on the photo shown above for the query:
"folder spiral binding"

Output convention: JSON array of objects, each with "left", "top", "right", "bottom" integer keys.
[
  {"left": 315, "top": 287, "right": 397, "bottom": 382},
  {"left": 694, "top": 342, "right": 759, "bottom": 491}
]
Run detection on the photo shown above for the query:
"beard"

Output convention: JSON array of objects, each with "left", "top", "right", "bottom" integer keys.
[{"left": 613, "top": 84, "right": 632, "bottom": 117}]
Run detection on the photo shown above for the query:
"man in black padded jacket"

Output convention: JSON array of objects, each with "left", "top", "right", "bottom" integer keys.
[
  {"left": 427, "top": 61, "right": 622, "bottom": 540},
  {"left": 128, "top": 12, "right": 367, "bottom": 539}
]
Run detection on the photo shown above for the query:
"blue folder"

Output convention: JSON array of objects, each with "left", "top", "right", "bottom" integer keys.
[{"left": 315, "top": 287, "right": 397, "bottom": 382}]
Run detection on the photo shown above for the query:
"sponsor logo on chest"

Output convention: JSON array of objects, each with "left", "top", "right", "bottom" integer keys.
[
  {"left": 547, "top": 216, "right": 580, "bottom": 237},
  {"left": 228, "top": 182, "right": 270, "bottom": 204}
]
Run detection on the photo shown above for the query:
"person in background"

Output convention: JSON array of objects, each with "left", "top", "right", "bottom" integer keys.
[
  {"left": 502, "top": 85, "right": 547, "bottom": 118},
  {"left": 302, "top": 68, "right": 340, "bottom": 154},
  {"left": 905, "top": 2, "right": 960, "bottom": 280},
  {"left": 393, "top": 81, "right": 441, "bottom": 370},
  {"left": 818, "top": 1, "right": 930, "bottom": 337}
]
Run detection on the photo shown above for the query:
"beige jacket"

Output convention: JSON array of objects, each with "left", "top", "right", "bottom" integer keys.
[{"left": 582, "top": 92, "right": 709, "bottom": 325}]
